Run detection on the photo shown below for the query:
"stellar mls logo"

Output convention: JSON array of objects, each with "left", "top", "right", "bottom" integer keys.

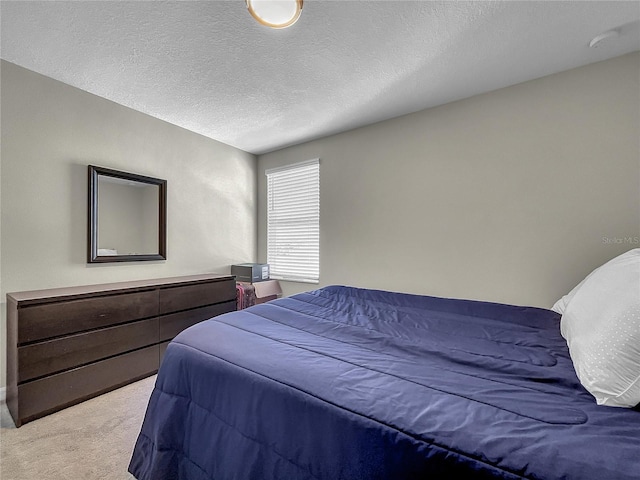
[{"left": 602, "top": 236, "right": 640, "bottom": 245}]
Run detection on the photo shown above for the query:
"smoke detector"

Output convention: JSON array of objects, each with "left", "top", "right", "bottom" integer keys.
[{"left": 589, "top": 29, "right": 620, "bottom": 48}]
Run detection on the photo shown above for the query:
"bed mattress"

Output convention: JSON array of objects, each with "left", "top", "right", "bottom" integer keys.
[{"left": 129, "top": 285, "right": 640, "bottom": 479}]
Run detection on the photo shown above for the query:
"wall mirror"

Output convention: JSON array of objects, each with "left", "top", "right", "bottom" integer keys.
[{"left": 88, "top": 165, "right": 167, "bottom": 263}]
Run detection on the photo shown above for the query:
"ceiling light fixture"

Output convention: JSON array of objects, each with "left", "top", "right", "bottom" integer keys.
[{"left": 246, "top": 0, "right": 303, "bottom": 29}]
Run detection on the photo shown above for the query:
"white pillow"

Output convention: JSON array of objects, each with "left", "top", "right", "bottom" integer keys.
[
  {"left": 552, "top": 275, "right": 589, "bottom": 315},
  {"left": 559, "top": 248, "right": 640, "bottom": 408}
]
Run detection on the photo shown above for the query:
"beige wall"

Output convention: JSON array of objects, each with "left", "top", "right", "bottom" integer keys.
[
  {"left": 258, "top": 52, "right": 640, "bottom": 308},
  {"left": 0, "top": 61, "right": 258, "bottom": 388}
]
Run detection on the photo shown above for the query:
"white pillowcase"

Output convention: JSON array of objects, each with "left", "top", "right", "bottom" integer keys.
[
  {"left": 552, "top": 276, "right": 589, "bottom": 315},
  {"left": 558, "top": 248, "right": 640, "bottom": 408}
]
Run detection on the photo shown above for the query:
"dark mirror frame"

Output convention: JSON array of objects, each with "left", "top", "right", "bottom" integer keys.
[{"left": 88, "top": 165, "right": 167, "bottom": 263}]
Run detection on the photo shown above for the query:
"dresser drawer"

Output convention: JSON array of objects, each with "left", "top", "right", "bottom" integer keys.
[
  {"left": 18, "top": 317, "right": 159, "bottom": 383},
  {"left": 159, "top": 280, "right": 236, "bottom": 314},
  {"left": 18, "top": 290, "right": 159, "bottom": 344},
  {"left": 16, "top": 345, "right": 158, "bottom": 426},
  {"left": 159, "top": 301, "right": 236, "bottom": 341}
]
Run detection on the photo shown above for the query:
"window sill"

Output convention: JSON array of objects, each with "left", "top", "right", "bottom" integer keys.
[{"left": 271, "top": 276, "right": 319, "bottom": 285}]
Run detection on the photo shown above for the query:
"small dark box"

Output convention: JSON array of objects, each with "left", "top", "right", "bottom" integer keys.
[{"left": 231, "top": 263, "right": 270, "bottom": 283}]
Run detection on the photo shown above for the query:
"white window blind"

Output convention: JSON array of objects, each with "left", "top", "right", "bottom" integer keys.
[{"left": 266, "top": 159, "right": 319, "bottom": 283}]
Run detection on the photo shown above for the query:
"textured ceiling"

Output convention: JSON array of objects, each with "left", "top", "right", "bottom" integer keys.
[{"left": 1, "top": 1, "right": 639, "bottom": 155}]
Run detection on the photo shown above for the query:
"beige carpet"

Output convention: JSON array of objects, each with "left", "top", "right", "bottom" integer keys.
[{"left": 0, "top": 375, "right": 156, "bottom": 480}]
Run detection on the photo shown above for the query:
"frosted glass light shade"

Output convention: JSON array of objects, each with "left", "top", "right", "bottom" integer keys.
[{"left": 246, "top": 0, "right": 303, "bottom": 29}]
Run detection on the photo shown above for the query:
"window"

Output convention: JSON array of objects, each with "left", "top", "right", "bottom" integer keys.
[{"left": 266, "top": 159, "right": 319, "bottom": 283}]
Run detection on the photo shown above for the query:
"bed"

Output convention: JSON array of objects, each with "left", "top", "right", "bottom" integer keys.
[{"left": 129, "top": 253, "right": 640, "bottom": 480}]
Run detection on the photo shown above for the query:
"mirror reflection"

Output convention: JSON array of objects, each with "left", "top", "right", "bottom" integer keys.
[
  {"left": 97, "top": 176, "right": 159, "bottom": 255},
  {"left": 88, "top": 165, "right": 167, "bottom": 263}
]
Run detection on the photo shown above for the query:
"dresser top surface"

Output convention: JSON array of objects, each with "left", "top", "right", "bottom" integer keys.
[{"left": 7, "top": 274, "right": 234, "bottom": 304}]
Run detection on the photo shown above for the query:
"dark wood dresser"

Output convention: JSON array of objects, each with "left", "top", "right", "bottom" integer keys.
[{"left": 6, "top": 274, "right": 236, "bottom": 427}]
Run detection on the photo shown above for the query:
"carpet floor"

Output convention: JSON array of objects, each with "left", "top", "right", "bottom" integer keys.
[{"left": 0, "top": 375, "right": 156, "bottom": 480}]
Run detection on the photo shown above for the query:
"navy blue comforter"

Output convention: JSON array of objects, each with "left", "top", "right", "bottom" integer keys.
[{"left": 129, "top": 285, "right": 640, "bottom": 480}]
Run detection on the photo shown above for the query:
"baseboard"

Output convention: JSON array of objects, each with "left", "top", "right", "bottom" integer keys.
[{"left": 0, "top": 387, "right": 6, "bottom": 404}]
